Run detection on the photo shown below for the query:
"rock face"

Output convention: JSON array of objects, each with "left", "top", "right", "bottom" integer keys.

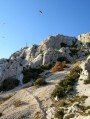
[
  {"left": 78, "top": 32, "right": 90, "bottom": 47},
  {"left": 80, "top": 55, "right": 90, "bottom": 80},
  {"left": 0, "top": 33, "right": 88, "bottom": 83}
]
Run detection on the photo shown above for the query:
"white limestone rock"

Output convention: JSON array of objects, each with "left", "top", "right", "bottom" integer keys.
[
  {"left": 40, "top": 34, "right": 80, "bottom": 52},
  {"left": 78, "top": 32, "right": 90, "bottom": 47},
  {"left": 46, "top": 107, "right": 55, "bottom": 119},
  {"left": 43, "top": 49, "right": 61, "bottom": 65},
  {"left": 80, "top": 55, "right": 90, "bottom": 80},
  {"left": 0, "top": 33, "right": 88, "bottom": 83},
  {"left": 30, "top": 54, "right": 43, "bottom": 68}
]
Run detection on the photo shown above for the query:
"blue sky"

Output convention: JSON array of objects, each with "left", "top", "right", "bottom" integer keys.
[{"left": 0, "top": 0, "right": 90, "bottom": 58}]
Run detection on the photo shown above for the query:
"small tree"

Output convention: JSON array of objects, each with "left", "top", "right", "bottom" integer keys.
[
  {"left": 34, "top": 78, "right": 47, "bottom": 87},
  {"left": 51, "top": 85, "right": 65, "bottom": 98}
]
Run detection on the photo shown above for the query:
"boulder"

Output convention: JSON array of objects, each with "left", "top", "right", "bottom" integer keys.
[{"left": 80, "top": 55, "right": 90, "bottom": 80}]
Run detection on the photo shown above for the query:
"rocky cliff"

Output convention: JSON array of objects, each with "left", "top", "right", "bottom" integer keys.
[
  {"left": 0, "top": 33, "right": 89, "bottom": 83},
  {"left": 0, "top": 33, "right": 90, "bottom": 119},
  {"left": 78, "top": 32, "right": 90, "bottom": 47}
]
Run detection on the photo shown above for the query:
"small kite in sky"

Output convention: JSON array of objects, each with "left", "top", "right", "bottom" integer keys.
[{"left": 39, "top": 10, "right": 43, "bottom": 14}]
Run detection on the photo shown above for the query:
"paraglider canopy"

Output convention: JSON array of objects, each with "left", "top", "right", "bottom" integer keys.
[{"left": 39, "top": 10, "right": 43, "bottom": 14}]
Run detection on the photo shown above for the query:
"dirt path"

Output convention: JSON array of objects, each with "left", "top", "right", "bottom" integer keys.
[
  {"left": 26, "top": 89, "right": 47, "bottom": 118},
  {"left": 0, "top": 68, "right": 71, "bottom": 119}
]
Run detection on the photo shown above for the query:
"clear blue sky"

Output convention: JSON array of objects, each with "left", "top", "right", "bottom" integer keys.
[{"left": 0, "top": 0, "right": 90, "bottom": 58}]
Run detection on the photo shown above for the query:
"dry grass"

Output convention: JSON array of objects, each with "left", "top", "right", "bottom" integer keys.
[
  {"left": 51, "top": 61, "right": 64, "bottom": 73},
  {"left": 13, "top": 99, "right": 27, "bottom": 107}
]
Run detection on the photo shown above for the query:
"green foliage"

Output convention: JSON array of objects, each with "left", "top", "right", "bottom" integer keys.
[
  {"left": 70, "top": 66, "right": 82, "bottom": 75},
  {"left": 0, "top": 113, "right": 2, "bottom": 117},
  {"left": 70, "top": 48, "right": 79, "bottom": 56},
  {"left": 23, "top": 72, "right": 33, "bottom": 84},
  {"left": 22, "top": 64, "right": 52, "bottom": 84},
  {"left": 51, "top": 85, "right": 65, "bottom": 98},
  {"left": 65, "top": 85, "right": 73, "bottom": 93},
  {"left": 22, "top": 66, "right": 43, "bottom": 84},
  {"left": 52, "top": 66, "right": 81, "bottom": 99},
  {"left": 87, "top": 110, "right": 90, "bottom": 115},
  {"left": 57, "top": 56, "right": 69, "bottom": 63},
  {"left": 62, "top": 61, "right": 69, "bottom": 68},
  {"left": 58, "top": 100, "right": 67, "bottom": 107},
  {"left": 86, "top": 42, "right": 90, "bottom": 47},
  {"left": 0, "top": 78, "right": 19, "bottom": 91},
  {"left": 54, "top": 109, "right": 64, "bottom": 119},
  {"left": 0, "top": 84, "right": 4, "bottom": 92},
  {"left": 64, "top": 114, "right": 75, "bottom": 119},
  {"left": 76, "top": 104, "right": 90, "bottom": 112},
  {"left": 40, "top": 64, "right": 52, "bottom": 70},
  {"left": 34, "top": 78, "right": 47, "bottom": 87},
  {"left": 61, "top": 43, "right": 67, "bottom": 47},
  {"left": 31, "top": 67, "right": 44, "bottom": 74},
  {"left": 21, "top": 56, "right": 25, "bottom": 59},
  {"left": 84, "top": 78, "right": 90, "bottom": 84}
]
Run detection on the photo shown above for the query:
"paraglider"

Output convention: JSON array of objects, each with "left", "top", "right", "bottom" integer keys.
[{"left": 39, "top": 10, "right": 43, "bottom": 14}]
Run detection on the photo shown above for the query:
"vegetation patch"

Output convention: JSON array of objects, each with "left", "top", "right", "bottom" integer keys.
[
  {"left": 51, "top": 61, "right": 64, "bottom": 73},
  {"left": 64, "top": 114, "right": 75, "bottom": 119},
  {"left": 13, "top": 100, "right": 26, "bottom": 107},
  {"left": 0, "top": 78, "right": 20, "bottom": 92},
  {"left": 57, "top": 56, "right": 69, "bottom": 63},
  {"left": 74, "top": 104, "right": 90, "bottom": 116},
  {"left": 70, "top": 48, "right": 80, "bottom": 56},
  {"left": 0, "top": 113, "right": 2, "bottom": 117},
  {"left": 22, "top": 64, "right": 51, "bottom": 84},
  {"left": 51, "top": 66, "right": 82, "bottom": 99},
  {"left": 84, "top": 78, "right": 90, "bottom": 84},
  {"left": 54, "top": 109, "right": 64, "bottom": 119},
  {"left": 34, "top": 78, "right": 47, "bottom": 87}
]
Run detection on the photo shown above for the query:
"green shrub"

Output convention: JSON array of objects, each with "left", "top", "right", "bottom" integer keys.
[
  {"left": 21, "top": 56, "right": 25, "bottom": 59},
  {"left": 34, "top": 78, "right": 47, "bottom": 87},
  {"left": 64, "top": 114, "right": 75, "bottom": 119},
  {"left": 23, "top": 72, "right": 33, "bottom": 84},
  {"left": 62, "top": 61, "right": 68, "bottom": 68},
  {"left": 84, "top": 78, "right": 90, "bottom": 84},
  {"left": 52, "top": 66, "right": 81, "bottom": 99},
  {"left": 0, "top": 113, "right": 2, "bottom": 117},
  {"left": 70, "top": 48, "right": 79, "bottom": 55},
  {"left": 65, "top": 85, "right": 73, "bottom": 93},
  {"left": 0, "top": 84, "right": 4, "bottom": 92},
  {"left": 59, "top": 100, "right": 67, "bottom": 107},
  {"left": 51, "top": 85, "right": 65, "bottom": 98},
  {"left": 86, "top": 42, "right": 90, "bottom": 47},
  {"left": 57, "top": 56, "right": 69, "bottom": 63},
  {"left": 40, "top": 64, "right": 52, "bottom": 70},
  {"left": 70, "top": 66, "right": 82, "bottom": 75},
  {"left": 76, "top": 104, "right": 90, "bottom": 112},
  {"left": 32, "top": 72, "right": 39, "bottom": 79},
  {"left": 22, "top": 66, "right": 44, "bottom": 84},
  {"left": 1, "top": 78, "right": 19, "bottom": 91},
  {"left": 61, "top": 43, "right": 67, "bottom": 47},
  {"left": 31, "top": 67, "right": 44, "bottom": 74},
  {"left": 54, "top": 109, "right": 64, "bottom": 119}
]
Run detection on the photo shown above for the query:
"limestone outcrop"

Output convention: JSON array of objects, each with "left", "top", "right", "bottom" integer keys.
[
  {"left": 0, "top": 33, "right": 89, "bottom": 83},
  {"left": 80, "top": 55, "right": 90, "bottom": 80},
  {"left": 78, "top": 32, "right": 90, "bottom": 47}
]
